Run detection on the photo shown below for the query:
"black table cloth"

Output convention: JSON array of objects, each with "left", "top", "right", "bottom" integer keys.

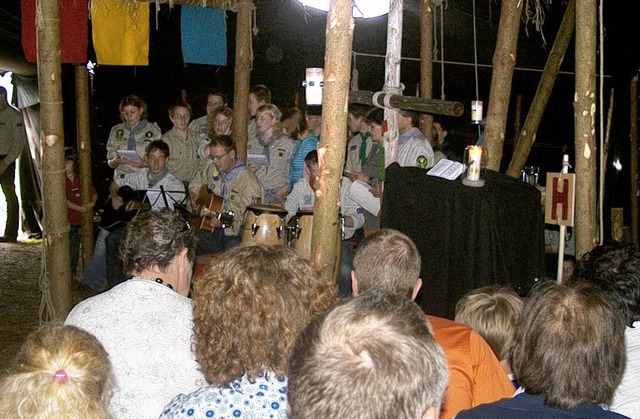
[{"left": 381, "top": 163, "right": 545, "bottom": 319}]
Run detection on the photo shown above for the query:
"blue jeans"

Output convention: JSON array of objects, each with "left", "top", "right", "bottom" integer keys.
[{"left": 82, "top": 227, "right": 109, "bottom": 291}]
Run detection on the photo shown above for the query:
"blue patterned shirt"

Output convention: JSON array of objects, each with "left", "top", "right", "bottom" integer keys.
[
  {"left": 289, "top": 133, "right": 318, "bottom": 189},
  {"left": 160, "top": 374, "right": 288, "bottom": 418}
]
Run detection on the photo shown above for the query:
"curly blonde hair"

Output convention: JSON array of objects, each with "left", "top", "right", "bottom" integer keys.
[
  {"left": 193, "top": 244, "right": 336, "bottom": 386},
  {"left": 0, "top": 324, "right": 113, "bottom": 419}
]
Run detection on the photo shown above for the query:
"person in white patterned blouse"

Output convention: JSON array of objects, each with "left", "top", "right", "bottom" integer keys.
[{"left": 66, "top": 210, "right": 206, "bottom": 419}]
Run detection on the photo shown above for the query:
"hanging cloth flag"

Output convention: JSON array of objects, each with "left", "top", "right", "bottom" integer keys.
[
  {"left": 91, "top": 0, "right": 149, "bottom": 66},
  {"left": 181, "top": 6, "right": 227, "bottom": 66},
  {"left": 21, "top": 0, "right": 88, "bottom": 63}
]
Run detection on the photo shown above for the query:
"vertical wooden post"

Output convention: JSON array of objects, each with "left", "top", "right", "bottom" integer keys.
[
  {"left": 383, "top": 0, "right": 403, "bottom": 166},
  {"left": 484, "top": 0, "right": 522, "bottom": 171},
  {"left": 611, "top": 207, "right": 624, "bottom": 243},
  {"left": 312, "top": 0, "right": 353, "bottom": 287},
  {"left": 38, "top": 0, "right": 71, "bottom": 319},
  {"left": 514, "top": 95, "right": 522, "bottom": 142},
  {"left": 506, "top": 0, "right": 575, "bottom": 178},
  {"left": 231, "top": 1, "right": 253, "bottom": 162},
  {"left": 419, "top": 0, "right": 434, "bottom": 136},
  {"left": 574, "top": 0, "right": 598, "bottom": 258},
  {"left": 630, "top": 76, "right": 639, "bottom": 246},
  {"left": 75, "top": 65, "right": 94, "bottom": 271}
]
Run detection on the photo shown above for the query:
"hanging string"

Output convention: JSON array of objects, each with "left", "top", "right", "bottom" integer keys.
[{"left": 472, "top": 0, "right": 482, "bottom": 139}]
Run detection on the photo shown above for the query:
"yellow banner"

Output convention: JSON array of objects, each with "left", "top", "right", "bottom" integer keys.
[{"left": 91, "top": 0, "right": 149, "bottom": 66}]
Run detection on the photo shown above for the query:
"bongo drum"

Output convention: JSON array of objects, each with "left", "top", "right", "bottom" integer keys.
[
  {"left": 291, "top": 211, "right": 314, "bottom": 259},
  {"left": 241, "top": 204, "right": 288, "bottom": 245}
]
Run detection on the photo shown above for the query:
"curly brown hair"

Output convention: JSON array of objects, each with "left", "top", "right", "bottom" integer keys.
[{"left": 192, "top": 244, "right": 335, "bottom": 386}]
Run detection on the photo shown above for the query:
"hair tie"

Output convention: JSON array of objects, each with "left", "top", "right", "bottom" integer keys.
[{"left": 53, "top": 369, "right": 68, "bottom": 382}]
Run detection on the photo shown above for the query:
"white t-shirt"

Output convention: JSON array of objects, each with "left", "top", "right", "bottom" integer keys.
[{"left": 610, "top": 322, "right": 640, "bottom": 418}]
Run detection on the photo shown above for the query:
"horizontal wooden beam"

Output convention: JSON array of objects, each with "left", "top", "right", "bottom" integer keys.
[
  {"left": 129, "top": 0, "right": 235, "bottom": 9},
  {"left": 349, "top": 90, "right": 465, "bottom": 117}
]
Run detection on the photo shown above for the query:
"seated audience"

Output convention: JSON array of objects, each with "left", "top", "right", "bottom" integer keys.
[
  {"left": 457, "top": 281, "right": 628, "bottom": 419},
  {"left": 284, "top": 150, "right": 364, "bottom": 296},
  {"left": 281, "top": 107, "right": 302, "bottom": 138},
  {"left": 288, "top": 290, "right": 449, "bottom": 419},
  {"left": 247, "top": 104, "right": 294, "bottom": 204},
  {"left": 569, "top": 243, "right": 640, "bottom": 418},
  {"left": 397, "top": 109, "right": 434, "bottom": 168},
  {"left": 305, "top": 104, "right": 322, "bottom": 139},
  {"left": 351, "top": 229, "right": 514, "bottom": 419},
  {"left": 66, "top": 210, "right": 206, "bottom": 418},
  {"left": 0, "top": 323, "right": 113, "bottom": 418},
  {"left": 161, "top": 244, "right": 335, "bottom": 417},
  {"left": 455, "top": 285, "right": 524, "bottom": 388},
  {"left": 189, "top": 135, "right": 264, "bottom": 254},
  {"left": 162, "top": 101, "right": 203, "bottom": 184}
]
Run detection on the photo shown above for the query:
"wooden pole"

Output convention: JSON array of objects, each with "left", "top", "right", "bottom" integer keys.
[
  {"left": 38, "top": 0, "right": 71, "bottom": 319},
  {"left": 419, "top": 0, "right": 434, "bottom": 135},
  {"left": 600, "top": 88, "right": 614, "bottom": 245},
  {"left": 574, "top": 0, "right": 598, "bottom": 258},
  {"left": 349, "top": 90, "right": 463, "bottom": 116},
  {"left": 383, "top": 0, "right": 404, "bottom": 166},
  {"left": 506, "top": 0, "right": 575, "bottom": 178},
  {"left": 483, "top": 0, "right": 522, "bottom": 171},
  {"left": 630, "top": 76, "right": 639, "bottom": 246},
  {"left": 75, "top": 65, "right": 94, "bottom": 273},
  {"left": 311, "top": 0, "right": 353, "bottom": 288},
  {"left": 231, "top": 1, "right": 253, "bottom": 162},
  {"left": 514, "top": 94, "right": 522, "bottom": 143}
]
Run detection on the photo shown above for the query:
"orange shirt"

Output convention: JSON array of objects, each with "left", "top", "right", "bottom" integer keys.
[{"left": 427, "top": 315, "right": 514, "bottom": 419}]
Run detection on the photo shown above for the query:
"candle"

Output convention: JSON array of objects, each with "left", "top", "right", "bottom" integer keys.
[
  {"left": 467, "top": 146, "right": 482, "bottom": 181},
  {"left": 305, "top": 68, "right": 324, "bottom": 105}
]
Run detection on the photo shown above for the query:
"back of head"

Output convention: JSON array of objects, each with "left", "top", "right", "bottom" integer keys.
[
  {"left": 570, "top": 243, "right": 640, "bottom": 327},
  {"left": 510, "top": 281, "right": 626, "bottom": 409},
  {"left": 352, "top": 229, "right": 421, "bottom": 298},
  {"left": 455, "top": 285, "right": 524, "bottom": 360},
  {"left": 120, "top": 210, "right": 195, "bottom": 275},
  {"left": 192, "top": 244, "right": 335, "bottom": 386},
  {"left": 288, "top": 290, "right": 448, "bottom": 419},
  {"left": 0, "top": 324, "right": 113, "bottom": 419}
]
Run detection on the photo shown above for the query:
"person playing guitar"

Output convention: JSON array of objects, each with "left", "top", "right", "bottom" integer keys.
[{"left": 189, "top": 135, "right": 264, "bottom": 254}]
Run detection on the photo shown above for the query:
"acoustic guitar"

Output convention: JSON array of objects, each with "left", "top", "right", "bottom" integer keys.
[
  {"left": 191, "top": 185, "right": 234, "bottom": 232},
  {"left": 100, "top": 186, "right": 151, "bottom": 232}
]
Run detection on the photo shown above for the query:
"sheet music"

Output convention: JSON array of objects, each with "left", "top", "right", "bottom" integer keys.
[
  {"left": 427, "top": 159, "right": 464, "bottom": 180},
  {"left": 247, "top": 153, "right": 269, "bottom": 167},
  {"left": 117, "top": 149, "right": 140, "bottom": 163}
]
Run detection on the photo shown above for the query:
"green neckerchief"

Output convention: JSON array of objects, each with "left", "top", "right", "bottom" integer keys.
[{"left": 358, "top": 132, "right": 371, "bottom": 166}]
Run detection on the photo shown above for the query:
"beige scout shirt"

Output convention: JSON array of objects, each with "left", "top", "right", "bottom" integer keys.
[
  {"left": 0, "top": 106, "right": 27, "bottom": 165},
  {"left": 246, "top": 135, "right": 295, "bottom": 191},
  {"left": 162, "top": 128, "right": 205, "bottom": 183},
  {"left": 106, "top": 121, "right": 162, "bottom": 178},
  {"left": 190, "top": 163, "right": 264, "bottom": 236},
  {"left": 344, "top": 132, "right": 373, "bottom": 173}
]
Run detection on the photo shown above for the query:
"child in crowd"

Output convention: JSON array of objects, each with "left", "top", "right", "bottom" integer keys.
[
  {"left": 65, "top": 147, "right": 97, "bottom": 279},
  {"left": 0, "top": 323, "right": 113, "bottom": 418},
  {"left": 455, "top": 285, "right": 524, "bottom": 389}
]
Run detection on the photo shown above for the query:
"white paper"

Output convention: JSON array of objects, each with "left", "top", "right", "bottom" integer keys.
[
  {"left": 247, "top": 154, "right": 269, "bottom": 166},
  {"left": 146, "top": 189, "right": 186, "bottom": 211},
  {"left": 117, "top": 149, "right": 141, "bottom": 163},
  {"left": 349, "top": 180, "right": 380, "bottom": 216},
  {"left": 427, "top": 159, "right": 465, "bottom": 180}
]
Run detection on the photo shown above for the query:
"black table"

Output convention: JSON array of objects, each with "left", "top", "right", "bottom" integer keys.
[{"left": 381, "top": 163, "right": 545, "bottom": 319}]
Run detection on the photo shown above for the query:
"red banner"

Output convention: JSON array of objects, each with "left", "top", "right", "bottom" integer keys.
[{"left": 21, "top": 0, "right": 88, "bottom": 64}]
